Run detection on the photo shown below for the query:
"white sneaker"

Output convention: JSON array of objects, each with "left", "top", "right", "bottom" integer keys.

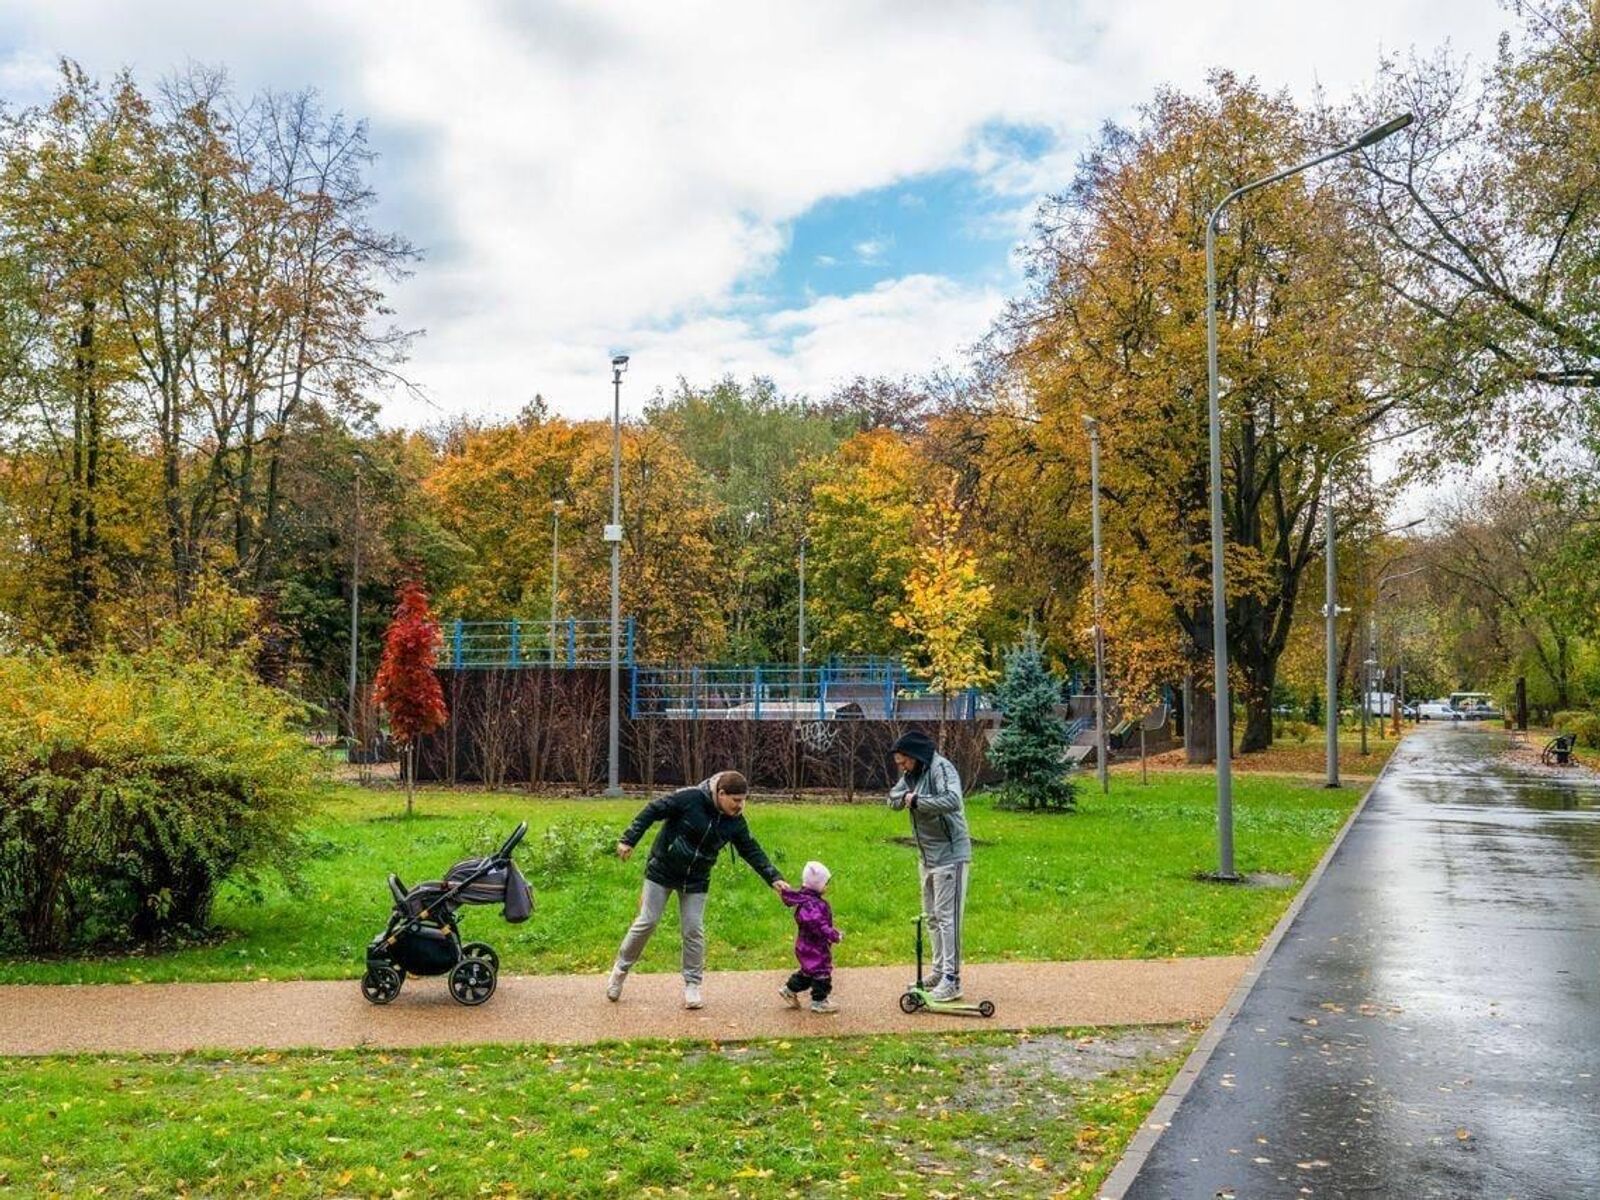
[
  {"left": 928, "top": 977, "right": 963, "bottom": 1003},
  {"left": 779, "top": 986, "right": 801, "bottom": 1009},
  {"left": 683, "top": 982, "right": 703, "bottom": 1009},
  {"left": 605, "top": 964, "right": 627, "bottom": 1002},
  {"left": 810, "top": 998, "right": 839, "bottom": 1014}
]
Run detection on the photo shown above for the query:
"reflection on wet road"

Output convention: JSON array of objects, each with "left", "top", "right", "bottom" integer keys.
[{"left": 1124, "top": 725, "right": 1600, "bottom": 1199}]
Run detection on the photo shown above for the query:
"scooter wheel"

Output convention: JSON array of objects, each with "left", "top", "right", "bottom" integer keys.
[
  {"left": 978, "top": 1000, "right": 995, "bottom": 1018},
  {"left": 448, "top": 956, "right": 497, "bottom": 1006},
  {"left": 361, "top": 964, "right": 403, "bottom": 1005},
  {"left": 899, "top": 991, "right": 923, "bottom": 1014},
  {"left": 461, "top": 941, "right": 499, "bottom": 973}
]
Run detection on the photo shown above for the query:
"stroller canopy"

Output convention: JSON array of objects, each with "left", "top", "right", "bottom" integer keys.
[{"left": 400, "top": 857, "right": 533, "bottom": 923}]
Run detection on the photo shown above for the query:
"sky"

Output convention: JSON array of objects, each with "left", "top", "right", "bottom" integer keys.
[{"left": 0, "top": 0, "right": 1509, "bottom": 429}]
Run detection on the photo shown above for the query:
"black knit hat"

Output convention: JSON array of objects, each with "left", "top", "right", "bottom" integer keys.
[{"left": 890, "top": 729, "right": 938, "bottom": 766}]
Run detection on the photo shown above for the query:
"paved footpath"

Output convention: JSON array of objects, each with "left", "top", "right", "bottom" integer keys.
[
  {"left": 1118, "top": 725, "right": 1600, "bottom": 1199},
  {"left": 0, "top": 956, "right": 1246, "bottom": 1057}
]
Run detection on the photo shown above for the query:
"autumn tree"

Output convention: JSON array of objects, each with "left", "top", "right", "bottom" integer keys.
[
  {"left": 1000, "top": 75, "right": 1422, "bottom": 756},
  {"left": 805, "top": 429, "right": 920, "bottom": 658},
  {"left": 893, "top": 482, "right": 994, "bottom": 710},
  {"left": 1349, "top": 0, "right": 1600, "bottom": 456},
  {"left": 372, "top": 578, "right": 447, "bottom": 815}
]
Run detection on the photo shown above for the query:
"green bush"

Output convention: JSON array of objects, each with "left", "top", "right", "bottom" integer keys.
[
  {"left": 0, "top": 652, "right": 319, "bottom": 954},
  {"left": 1273, "top": 719, "right": 1314, "bottom": 744},
  {"left": 1552, "top": 710, "right": 1600, "bottom": 749}
]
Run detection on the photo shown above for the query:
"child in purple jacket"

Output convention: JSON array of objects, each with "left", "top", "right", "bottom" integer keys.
[{"left": 778, "top": 861, "right": 842, "bottom": 1014}]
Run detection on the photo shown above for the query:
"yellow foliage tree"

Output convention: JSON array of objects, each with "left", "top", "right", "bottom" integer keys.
[{"left": 894, "top": 484, "right": 994, "bottom": 709}]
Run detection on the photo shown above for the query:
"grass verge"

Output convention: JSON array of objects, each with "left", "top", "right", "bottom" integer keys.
[
  {"left": 0, "top": 775, "right": 1359, "bottom": 984},
  {"left": 0, "top": 1026, "right": 1193, "bottom": 1198}
]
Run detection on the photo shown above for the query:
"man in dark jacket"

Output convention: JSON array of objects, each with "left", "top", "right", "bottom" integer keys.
[{"left": 607, "top": 770, "right": 788, "bottom": 1009}]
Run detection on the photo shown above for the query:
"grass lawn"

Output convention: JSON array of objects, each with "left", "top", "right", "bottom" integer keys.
[
  {"left": 0, "top": 1027, "right": 1192, "bottom": 1198},
  {"left": 0, "top": 774, "right": 1359, "bottom": 985},
  {"left": 1126, "top": 728, "right": 1406, "bottom": 779}
]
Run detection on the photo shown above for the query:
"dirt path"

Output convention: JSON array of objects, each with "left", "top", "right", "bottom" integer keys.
[{"left": 1, "top": 957, "right": 1247, "bottom": 1057}]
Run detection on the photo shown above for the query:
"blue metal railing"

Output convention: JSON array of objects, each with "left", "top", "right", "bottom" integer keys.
[
  {"left": 443, "top": 618, "right": 635, "bottom": 670},
  {"left": 628, "top": 658, "right": 982, "bottom": 721}
]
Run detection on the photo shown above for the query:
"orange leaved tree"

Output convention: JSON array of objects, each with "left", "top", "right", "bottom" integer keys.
[{"left": 372, "top": 579, "right": 448, "bottom": 815}]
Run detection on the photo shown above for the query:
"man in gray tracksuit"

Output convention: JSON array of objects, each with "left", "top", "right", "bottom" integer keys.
[{"left": 888, "top": 730, "right": 971, "bottom": 1001}]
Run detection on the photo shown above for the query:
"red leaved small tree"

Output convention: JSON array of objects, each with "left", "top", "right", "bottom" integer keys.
[{"left": 372, "top": 579, "right": 448, "bottom": 815}]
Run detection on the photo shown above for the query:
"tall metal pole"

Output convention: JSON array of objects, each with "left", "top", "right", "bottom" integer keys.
[
  {"left": 1204, "top": 207, "right": 1237, "bottom": 880},
  {"left": 549, "top": 499, "right": 563, "bottom": 668},
  {"left": 1323, "top": 469, "right": 1340, "bottom": 787},
  {"left": 348, "top": 462, "right": 361, "bottom": 743},
  {"left": 606, "top": 355, "right": 628, "bottom": 796},
  {"left": 798, "top": 536, "right": 807, "bottom": 681},
  {"left": 1202, "top": 112, "right": 1412, "bottom": 877},
  {"left": 1084, "top": 416, "right": 1108, "bottom": 795}
]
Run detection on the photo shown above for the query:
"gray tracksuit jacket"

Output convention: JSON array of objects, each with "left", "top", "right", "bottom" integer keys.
[{"left": 888, "top": 752, "right": 970, "bottom": 868}]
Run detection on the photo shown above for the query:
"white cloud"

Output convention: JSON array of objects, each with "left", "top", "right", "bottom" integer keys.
[
  {"left": 852, "top": 237, "right": 890, "bottom": 265},
  {"left": 0, "top": 0, "right": 1510, "bottom": 426}
]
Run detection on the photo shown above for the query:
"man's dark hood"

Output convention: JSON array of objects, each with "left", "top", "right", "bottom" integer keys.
[{"left": 890, "top": 729, "right": 938, "bottom": 767}]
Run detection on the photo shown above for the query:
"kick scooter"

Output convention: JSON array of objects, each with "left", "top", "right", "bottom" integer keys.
[{"left": 898, "top": 913, "right": 994, "bottom": 1018}]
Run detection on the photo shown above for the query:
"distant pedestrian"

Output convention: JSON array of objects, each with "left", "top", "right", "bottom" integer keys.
[
  {"left": 778, "top": 861, "right": 843, "bottom": 1014},
  {"left": 608, "top": 770, "right": 789, "bottom": 1009},
  {"left": 888, "top": 730, "right": 970, "bottom": 1001}
]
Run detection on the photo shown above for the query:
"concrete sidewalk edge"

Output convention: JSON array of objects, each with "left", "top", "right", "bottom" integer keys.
[{"left": 1095, "top": 747, "right": 1405, "bottom": 1199}]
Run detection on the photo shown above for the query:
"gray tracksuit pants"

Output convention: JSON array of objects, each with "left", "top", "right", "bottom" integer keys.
[
  {"left": 613, "top": 880, "right": 708, "bottom": 984},
  {"left": 919, "top": 860, "right": 970, "bottom": 982}
]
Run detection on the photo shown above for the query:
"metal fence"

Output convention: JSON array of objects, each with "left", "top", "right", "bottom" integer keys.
[
  {"left": 442, "top": 619, "right": 635, "bottom": 670},
  {"left": 629, "top": 658, "right": 981, "bottom": 721}
]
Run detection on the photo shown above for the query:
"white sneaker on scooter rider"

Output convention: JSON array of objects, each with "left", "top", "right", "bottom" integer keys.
[{"left": 928, "top": 976, "right": 963, "bottom": 1002}]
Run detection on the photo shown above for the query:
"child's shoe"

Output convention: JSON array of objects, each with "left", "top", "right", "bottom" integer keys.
[
  {"left": 810, "top": 998, "right": 839, "bottom": 1014},
  {"left": 779, "top": 986, "right": 801, "bottom": 1009}
]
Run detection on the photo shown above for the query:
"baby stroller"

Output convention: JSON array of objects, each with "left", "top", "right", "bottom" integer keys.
[{"left": 361, "top": 822, "right": 532, "bottom": 1006}]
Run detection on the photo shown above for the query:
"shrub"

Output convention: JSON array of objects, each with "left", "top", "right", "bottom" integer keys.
[
  {"left": 1553, "top": 710, "right": 1600, "bottom": 749},
  {"left": 988, "top": 633, "right": 1075, "bottom": 812},
  {"left": 0, "top": 652, "right": 319, "bottom": 954}
]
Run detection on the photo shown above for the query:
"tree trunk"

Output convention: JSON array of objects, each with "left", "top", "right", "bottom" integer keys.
[
  {"left": 1240, "top": 691, "right": 1274, "bottom": 754},
  {"left": 1186, "top": 686, "right": 1216, "bottom": 764}
]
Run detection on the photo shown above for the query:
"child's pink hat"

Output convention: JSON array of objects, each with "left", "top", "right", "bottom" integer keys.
[{"left": 802, "top": 861, "right": 831, "bottom": 891}]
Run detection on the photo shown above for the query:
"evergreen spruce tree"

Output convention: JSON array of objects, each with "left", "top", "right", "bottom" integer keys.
[{"left": 989, "top": 631, "right": 1076, "bottom": 811}]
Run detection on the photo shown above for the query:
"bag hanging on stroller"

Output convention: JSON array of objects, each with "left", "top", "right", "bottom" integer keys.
[{"left": 361, "top": 822, "right": 532, "bottom": 1007}]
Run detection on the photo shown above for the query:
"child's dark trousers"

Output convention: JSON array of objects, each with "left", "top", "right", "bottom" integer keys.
[{"left": 786, "top": 970, "right": 832, "bottom": 1001}]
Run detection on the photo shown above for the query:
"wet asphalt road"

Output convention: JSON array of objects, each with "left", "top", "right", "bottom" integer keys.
[{"left": 1124, "top": 725, "right": 1600, "bottom": 1200}]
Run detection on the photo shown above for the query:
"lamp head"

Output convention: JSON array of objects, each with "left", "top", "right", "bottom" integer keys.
[
  {"left": 1081, "top": 414, "right": 1099, "bottom": 434},
  {"left": 1354, "top": 112, "right": 1414, "bottom": 148},
  {"left": 611, "top": 354, "right": 630, "bottom": 372}
]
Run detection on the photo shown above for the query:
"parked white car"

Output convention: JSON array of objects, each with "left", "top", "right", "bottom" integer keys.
[{"left": 1418, "top": 698, "right": 1464, "bottom": 721}]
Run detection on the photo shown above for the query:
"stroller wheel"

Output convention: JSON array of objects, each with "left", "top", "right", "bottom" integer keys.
[
  {"left": 461, "top": 941, "right": 499, "bottom": 973},
  {"left": 448, "top": 956, "right": 497, "bottom": 1006},
  {"left": 899, "top": 991, "right": 923, "bottom": 1014},
  {"left": 361, "top": 964, "right": 403, "bottom": 1005}
]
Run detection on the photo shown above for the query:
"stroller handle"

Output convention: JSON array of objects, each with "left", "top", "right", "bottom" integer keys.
[{"left": 496, "top": 821, "right": 528, "bottom": 860}]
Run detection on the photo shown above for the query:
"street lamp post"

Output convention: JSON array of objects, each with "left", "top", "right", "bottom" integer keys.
[
  {"left": 606, "top": 354, "right": 628, "bottom": 797},
  {"left": 1083, "top": 415, "right": 1109, "bottom": 795},
  {"left": 549, "top": 499, "right": 565, "bottom": 667},
  {"left": 1375, "top": 564, "right": 1425, "bottom": 736},
  {"left": 1206, "top": 112, "right": 1412, "bottom": 874}
]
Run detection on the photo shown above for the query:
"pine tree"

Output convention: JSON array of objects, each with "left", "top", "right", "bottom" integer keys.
[
  {"left": 989, "top": 632, "right": 1075, "bottom": 811},
  {"left": 372, "top": 578, "right": 448, "bottom": 815}
]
